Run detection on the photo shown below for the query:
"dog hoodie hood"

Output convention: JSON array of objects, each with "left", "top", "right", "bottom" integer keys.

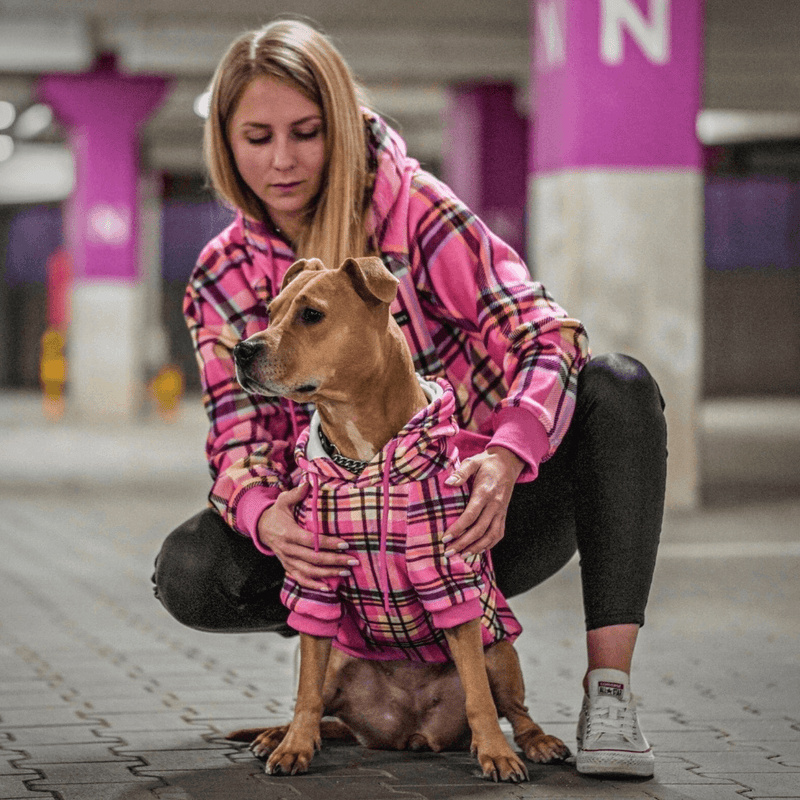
[{"left": 282, "top": 377, "right": 523, "bottom": 663}]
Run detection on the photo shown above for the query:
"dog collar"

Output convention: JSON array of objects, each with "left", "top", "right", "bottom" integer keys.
[{"left": 317, "top": 427, "right": 370, "bottom": 475}]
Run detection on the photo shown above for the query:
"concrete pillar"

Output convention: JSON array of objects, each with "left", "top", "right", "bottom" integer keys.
[
  {"left": 443, "top": 82, "right": 528, "bottom": 258},
  {"left": 529, "top": 0, "right": 704, "bottom": 510},
  {"left": 37, "top": 55, "right": 169, "bottom": 420}
]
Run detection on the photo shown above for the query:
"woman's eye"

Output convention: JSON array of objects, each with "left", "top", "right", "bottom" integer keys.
[
  {"left": 247, "top": 135, "right": 271, "bottom": 145},
  {"left": 299, "top": 307, "right": 324, "bottom": 325},
  {"left": 294, "top": 127, "right": 321, "bottom": 141}
]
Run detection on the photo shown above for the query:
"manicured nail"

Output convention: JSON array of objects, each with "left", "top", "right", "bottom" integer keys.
[
  {"left": 347, "top": 559, "right": 359, "bottom": 566},
  {"left": 338, "top": 570, "right": 351, "bottom": 577},
  {"left": 445, "top": 476, "right": 458, "bottom": 485},
  {"left": 441, "top": 535, "right": 453, "bottom": 544},
  {"left": 444, "top": 549, "right": 455, "bottom": 558},
  {"left": 337, "top": 542, "right": 349, "bottom": 549}
]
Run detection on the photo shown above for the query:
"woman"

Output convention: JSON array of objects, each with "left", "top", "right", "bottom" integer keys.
[{"left": 153, "top": 18, "right": 667, "bottom": 778}]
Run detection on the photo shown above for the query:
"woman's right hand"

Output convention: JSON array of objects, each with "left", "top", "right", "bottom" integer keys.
[{"left": 256, "top": 483, "right": 357, "bottom": 591}]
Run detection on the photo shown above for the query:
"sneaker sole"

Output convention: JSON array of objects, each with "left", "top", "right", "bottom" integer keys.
[{"left": 576, "top": 749, "right": 655, "bottom": 777}]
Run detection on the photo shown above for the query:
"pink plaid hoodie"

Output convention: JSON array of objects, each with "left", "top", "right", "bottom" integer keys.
[
  {"left": 183, "top": 112, "right": 590, "bottom": 547},
  {"left": 281, "top": 377, "right": 523, "bottom": 662}
]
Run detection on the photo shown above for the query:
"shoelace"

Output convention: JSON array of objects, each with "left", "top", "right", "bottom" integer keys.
[{"left": 585, "top": 699, "right": 639, "bottom": 742}]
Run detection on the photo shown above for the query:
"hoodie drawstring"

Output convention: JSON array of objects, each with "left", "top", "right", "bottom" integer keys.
[
  {"left": 307, "top": 470, "right": 320, "bottom": 552},
  {"left": 379, "top": 438, "right": 398, "bottom": 615}
]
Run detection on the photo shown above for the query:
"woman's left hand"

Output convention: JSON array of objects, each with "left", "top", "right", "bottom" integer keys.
[{"left": 442, "top": 446, "right": 525, "bottom": 557}]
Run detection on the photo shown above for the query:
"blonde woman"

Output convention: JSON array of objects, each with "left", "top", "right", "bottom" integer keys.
[{"left": 153, "top": 19, "right": 666, "bottom": 778}]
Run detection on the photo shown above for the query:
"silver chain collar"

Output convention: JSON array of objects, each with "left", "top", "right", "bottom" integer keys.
[{"left": 317, "top": 427, "right": 369, "bottom": 475}]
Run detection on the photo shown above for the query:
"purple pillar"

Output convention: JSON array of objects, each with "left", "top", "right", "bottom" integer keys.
[
  {"left": 38, "top": 55, "right": 169, "bottom": 281},
  {"left": 444, "top": 83, "right": 528, "bottom": 258},
  {"left": 531, "top": 0, "right": 703, "bottom": 173},
  {"left": 529, "top": 0, "right": 705, "bottom": 510}
]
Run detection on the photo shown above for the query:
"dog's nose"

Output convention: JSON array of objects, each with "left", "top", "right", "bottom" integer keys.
[{"left": 233, "top": 340, "right": 259, "bottom": 366}]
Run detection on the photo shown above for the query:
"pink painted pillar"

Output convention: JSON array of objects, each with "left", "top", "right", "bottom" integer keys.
[
  {"left": 37, "top": 55, "right": 169, "bottom": 418},
  {"left": 529, "top": 0, "right": 704, "bottom": 509},
  {"left": 443, "top": 83, "right": 528, "bottom": 259}
]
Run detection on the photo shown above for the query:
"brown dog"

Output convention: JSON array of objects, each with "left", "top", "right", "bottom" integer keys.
[{"left": 229, "top": 256, "right": 568, "bottom": 781}]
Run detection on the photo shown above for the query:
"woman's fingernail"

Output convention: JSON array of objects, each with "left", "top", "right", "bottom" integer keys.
[
  {"left": 445, "top": 476, "right": 458, "bottom": 485},
  {"left": 442, "top": 535, "right": 453, "bottom": 544},
  {"left": 338, "top": 570, "right": 351, "bottom": 577},
  {"left": 347, "top": 559, "right": 359, "bottom": 566},
  {"left": 444, "top": 549, "right": 455, "bottom": 557},
  {"left": 337, "top": 542, "right": 349, "bottom": 550}
]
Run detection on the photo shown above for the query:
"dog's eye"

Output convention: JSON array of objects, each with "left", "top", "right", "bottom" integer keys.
[{"left": 299, "top": 307, "right": 324, "bottom": 325}]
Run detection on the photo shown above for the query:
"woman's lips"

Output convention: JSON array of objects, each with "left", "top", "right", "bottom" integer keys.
[{"left": 272, "top": 181, "right": 302, "bottom": 192}]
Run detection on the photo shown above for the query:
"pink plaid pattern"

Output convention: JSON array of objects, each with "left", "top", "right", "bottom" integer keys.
[
  {"left": 282, "top": 379, "right": 522, "bottom": 662},
  {"left": 183, "top": 112, "right": 590, "bottom": 539}
]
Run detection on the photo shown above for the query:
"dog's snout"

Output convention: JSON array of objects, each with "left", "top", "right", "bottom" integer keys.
[{"left": 233, "top": 340, "right": 259, "bottom": 366}]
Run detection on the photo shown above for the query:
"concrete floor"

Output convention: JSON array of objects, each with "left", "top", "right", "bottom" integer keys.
[{"left": 0, "top": 393, "right": 798, "bottom": 800}]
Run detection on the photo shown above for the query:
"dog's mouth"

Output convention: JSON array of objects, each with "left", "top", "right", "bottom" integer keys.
[{"left": 235, "top": 369, "right": 318, "bottom": 399}]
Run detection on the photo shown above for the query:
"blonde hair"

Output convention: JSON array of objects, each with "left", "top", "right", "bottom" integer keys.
[{"left": 204, "top": 19, "right": 371, "bottom": 265}]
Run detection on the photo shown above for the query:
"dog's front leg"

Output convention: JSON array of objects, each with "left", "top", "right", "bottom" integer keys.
[
  {"left": 444, "top": 619, "right": 528, "bottom": 783},
  {"left": 266, "top": 633, "right": 332, "bottom": 776}
]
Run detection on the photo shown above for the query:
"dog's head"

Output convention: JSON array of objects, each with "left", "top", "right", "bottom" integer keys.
[{"left": 232, "top": 256, "right": 400, "bottom": 403}]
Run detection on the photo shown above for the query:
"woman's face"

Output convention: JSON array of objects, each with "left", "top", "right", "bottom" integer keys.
[{"left": 229, "top": 76, "right": 326, "bottom": 240}]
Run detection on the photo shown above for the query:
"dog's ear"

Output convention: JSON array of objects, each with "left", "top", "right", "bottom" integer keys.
[
  {"left": 280, "top": 258, "right": 326, "bottom": 292},
  {"left": 340, "top": 257, "right": 399, "bottom": 306}
]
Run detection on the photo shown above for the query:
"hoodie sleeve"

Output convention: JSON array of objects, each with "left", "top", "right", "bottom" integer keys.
[
  {"left": 405, "top": 172, "right": 591, "bottom": 476},
  {"left": 183, "top": 226, "right": 298, "bottom": 545}
]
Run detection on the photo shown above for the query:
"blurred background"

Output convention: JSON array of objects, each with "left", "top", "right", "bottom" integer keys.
[{"left": 0, "top": 0, "right": 798, "bottom": 512}]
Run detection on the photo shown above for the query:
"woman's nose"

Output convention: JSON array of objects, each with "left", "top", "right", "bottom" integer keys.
[{"left": 272, "top": 137, "right": 296, "bottom": 171}]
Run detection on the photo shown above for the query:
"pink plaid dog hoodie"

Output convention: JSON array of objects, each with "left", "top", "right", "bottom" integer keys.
[{"left": 281, "top": 377, "right": 523, "bottom": 662}]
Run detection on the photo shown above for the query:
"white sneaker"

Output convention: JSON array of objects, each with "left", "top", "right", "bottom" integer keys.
[{"left": 576, "top": 668, "right": 654, "bottom": 777}]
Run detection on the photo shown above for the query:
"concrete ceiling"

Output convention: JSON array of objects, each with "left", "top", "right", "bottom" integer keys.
[
  {"left": 0, "top": 0, "right": 531, "bottom": 175},
  {"left": 3, "top": 0, "right": 800, "bottom": 185}
]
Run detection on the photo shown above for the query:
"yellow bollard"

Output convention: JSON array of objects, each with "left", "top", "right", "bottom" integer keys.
[
  {"left": 40, "top": 328, "right": 67, "bottom": 421},
  {"left": 149, "top": 364, "right": 184, "bottom": 422}
]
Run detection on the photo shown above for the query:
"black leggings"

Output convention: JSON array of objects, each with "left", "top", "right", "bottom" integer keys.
[{"left": 152, "top": 353, "right": 667, "bottom": 637}]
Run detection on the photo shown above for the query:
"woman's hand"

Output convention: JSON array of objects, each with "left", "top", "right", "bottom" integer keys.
[
  {"left": 257, "top": 484, "right": 357, "bottom": 591},
  {"left": 442, "top": 446, "right": 525, "bottom": 557}
]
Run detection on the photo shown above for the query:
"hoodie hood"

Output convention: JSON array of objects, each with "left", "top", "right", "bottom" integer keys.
[{"left": 294, "top": 375, "right": 458, "bottom": 488}]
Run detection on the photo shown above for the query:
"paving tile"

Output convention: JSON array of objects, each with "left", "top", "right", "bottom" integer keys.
[
  {"left": 0, "top": 707, "right": 89, "bottom": 727},
  {"left": 648, "top": 730, "right": 737, "bottom": 752},
  {"left": 104, "top": 729, "right": 230, "bottom": 752},
  {"left": 0, "top": 680, "right": 62, "bottom": 694},
  {"left": 13, "top": 741, "right": 141, "bottom": 765},
  {"left": 705, "top": 772, "right": 800, "bottom": 797},
  {"left": 0, "top": 747, "right": 32, "bottom": 775},
  {"left": 0, "top": 774, "right": 46, "bottom": 797},
  {"left": 50, "top": 782, "right": 162, "bottom": 800},
  {"left": 649, "top": 758, "right": 741, "bottom": 785},
  {"left": 82, "top": 712, "right": 199, "bottom": 732},
  {"left": 79, "top": 696, "right": 178, "bottom": 714},
  {"left": 704, "top": 718, "right": 800, "bottom": 742},
  {"left": 659, "top": 788, "right": 755, "bottom": 800},
  {"left": 0, "top": 725, "right": 121, "bottom": 746},
  {"left": 29, "top": 759, "right": 151, "bottom": 786},
  {"left": 0, "top": 691, "right": 81, "bottom": 710},
  {"left": 733, "top": 741, "right": 800, "bottom": 768},
  {"left": 130, "top": 748, "right": 238, "bottom": 771},
  {"left": 671, "top": 749, "right": 797, "bottom": 774}
]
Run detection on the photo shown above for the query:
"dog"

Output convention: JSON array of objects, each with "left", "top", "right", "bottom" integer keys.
[{"left": 229, "top": 256, "right": 569, "bottom": 782}]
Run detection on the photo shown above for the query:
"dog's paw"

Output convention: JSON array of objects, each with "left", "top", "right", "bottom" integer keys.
[
  {"left": 265, "top": 735, "right": 320, "bottom": 776},
  {"left": 517, "top": 730, "right": 570, "bottom": 764},
  {"left": 225, "top": 726, "right": 289, "bottom": 758},
  {"left": 471, "top": 739, "right": 529, "bottom": 783}
]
